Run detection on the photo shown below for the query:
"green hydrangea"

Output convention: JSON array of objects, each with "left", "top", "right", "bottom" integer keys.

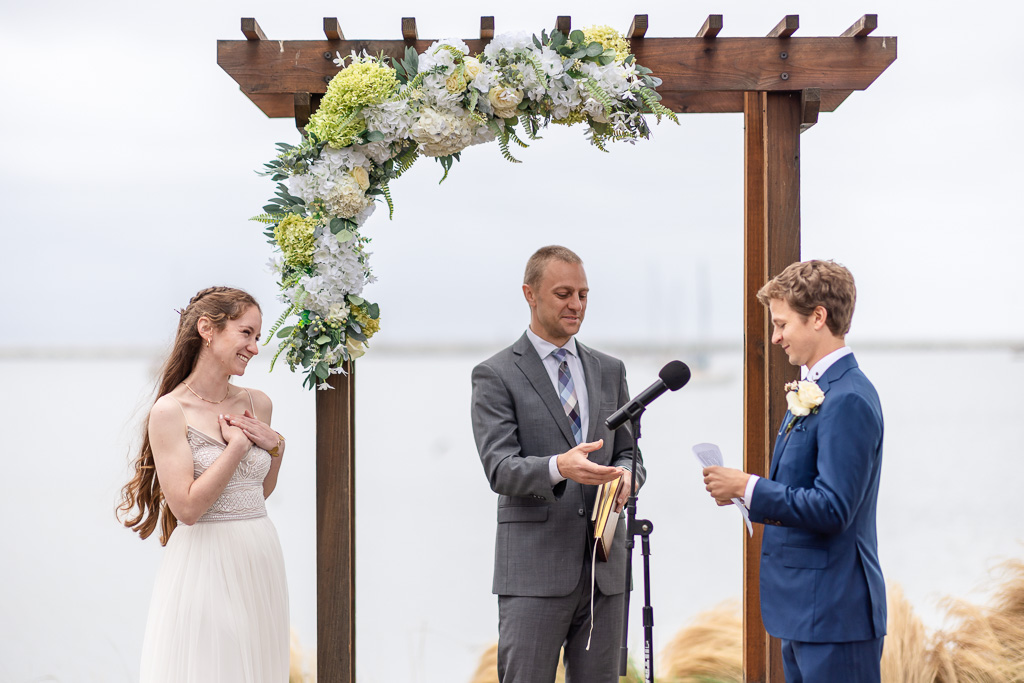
[
  {"left": 353, "top": 306, "right": 381, "bottom": 338},
  {"left": 307, "top": 59, "right": 400, "bottom": 148},
  {"left": 274, "top": 215, "right": 319, "bottom": 268},
  {"left": 582, "top": 25, "right": 632, "bottom": 62}
]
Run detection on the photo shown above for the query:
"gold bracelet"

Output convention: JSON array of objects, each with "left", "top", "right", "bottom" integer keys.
[{"left": 268, "top": 432, "right": 284, "bottom": 458}]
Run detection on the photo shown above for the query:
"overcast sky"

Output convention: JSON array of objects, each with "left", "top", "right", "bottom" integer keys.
[{"left": 3, "top": 0, "right": 1022, "bottom": 350}]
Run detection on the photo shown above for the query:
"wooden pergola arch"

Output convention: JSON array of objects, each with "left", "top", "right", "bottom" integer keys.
[{"left": 218, "top": 14, "right": 896, "bottom": 682}]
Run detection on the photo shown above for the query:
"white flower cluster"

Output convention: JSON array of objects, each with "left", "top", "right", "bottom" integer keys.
[{"left": 266, "top": 27, "right": 671, "bottom": 385}]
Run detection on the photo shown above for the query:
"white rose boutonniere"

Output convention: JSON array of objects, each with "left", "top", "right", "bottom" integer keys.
[{"left": 784, "top": 380, "right": 825, "bottom": 433}]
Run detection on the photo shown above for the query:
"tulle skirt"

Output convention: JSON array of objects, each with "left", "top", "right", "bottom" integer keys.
[{"left": 140, "top": 516, "right": 289, "bottom": 683}]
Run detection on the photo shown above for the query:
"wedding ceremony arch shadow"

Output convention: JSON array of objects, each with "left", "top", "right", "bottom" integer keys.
[{"left": 218, "top": 14, "right": 896, "bottom": 682}]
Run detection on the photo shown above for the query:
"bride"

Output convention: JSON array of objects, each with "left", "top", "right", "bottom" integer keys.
[{"left": 119, "top": 286, "right": 289, "bottom": 682}]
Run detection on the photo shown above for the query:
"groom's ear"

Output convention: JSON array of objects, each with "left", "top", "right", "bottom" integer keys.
[{"left": 811, "top": 306, "right": 829, "bottom": 331}]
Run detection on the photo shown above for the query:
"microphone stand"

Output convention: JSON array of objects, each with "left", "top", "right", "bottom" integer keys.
[{"left": 618, "top": 410, "right": 655, "bottom": 683}]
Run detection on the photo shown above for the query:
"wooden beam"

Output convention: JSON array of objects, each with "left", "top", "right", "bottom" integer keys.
[
  {"left": 323, "top": 17, "right": 344, "bottom": 41},
  {"left": 218, "top": 35, "right": 897, "bottom": 116},
  {"left": 800, "top": 88, "right": 821, "bottom": 132},
  {"left": 401, "top": 17, "right": 418, "bottom": 43},
  {"left": 627, "top": 14, "right": 648, "bottom": 39},
  {"left": 554, "top": 16, "right": 571, "bottom": 35},
  {"left": 480, "top": 16, "right": 494, "bottom": 40},
  {"left": 743, "top": 90, "right": 802, "bottom": 683},
  {"left": 317, "top": 362, "right": 357, "bottom": 683},
  {"left": 842, "top": 14, "right": 878, "bottom": 37},
  {"left": 697, "top": 14, "right": 723, "bottom": 38},
  {"left": 241, "top": 17, "right": 267, "bottom": 41},
  {"left": 767, "top": 15, "right": 799, "bottom": 38}
]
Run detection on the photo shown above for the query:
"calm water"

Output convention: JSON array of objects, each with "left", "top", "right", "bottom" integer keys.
[{"left": 2, "top": 347, "right": 1022, "bottom": 682}]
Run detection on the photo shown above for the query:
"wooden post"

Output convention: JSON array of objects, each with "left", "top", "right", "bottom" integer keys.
[
  {"left": 316, "top": 361, "right": 356, "bottom": 682},
  {"left": 742, "top": 91, "right": 802, "bottom": 682}
]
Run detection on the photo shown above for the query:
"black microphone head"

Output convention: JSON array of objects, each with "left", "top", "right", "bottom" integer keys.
[{"left": 659, "top": 361, "right": 691, "bottom": 391}]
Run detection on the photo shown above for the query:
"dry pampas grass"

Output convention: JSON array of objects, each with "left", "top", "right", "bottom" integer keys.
[
  {"left": 467, "top": 642, "right": 642, "bottom": 682},
  {"left": 289, "top": 628, "right": 316, "bottom": 683},
  {"left": 929, "top": 559, "right": 1024, "bottom": 683},
  {"left": 658, "top": 600, "right": 743, "bottom": 683},
  {"left": 881, "top": 583, "right": 936, "bottom": 683}
]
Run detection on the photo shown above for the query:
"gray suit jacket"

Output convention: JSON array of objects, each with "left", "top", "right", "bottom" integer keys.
[{"left": 471, "top": 332, "right": 645, "bottom": 597}]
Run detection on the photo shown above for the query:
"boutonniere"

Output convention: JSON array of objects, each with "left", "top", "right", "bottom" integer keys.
[{"left": 784, "top": 380, "right": 825, "bottom": 433}]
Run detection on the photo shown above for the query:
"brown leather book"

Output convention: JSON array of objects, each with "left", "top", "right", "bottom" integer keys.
[{"left": 590, "top": 477, "right": 622, "bottom": 562}]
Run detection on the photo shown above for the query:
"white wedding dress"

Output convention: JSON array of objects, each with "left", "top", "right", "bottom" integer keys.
[{"left": 140, "top": 396, "right": 289, "bottom": 683}]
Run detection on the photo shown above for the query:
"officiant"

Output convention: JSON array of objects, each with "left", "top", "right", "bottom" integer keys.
[{"left": 471, "top": 245, "right": 644, "bottom": 683}]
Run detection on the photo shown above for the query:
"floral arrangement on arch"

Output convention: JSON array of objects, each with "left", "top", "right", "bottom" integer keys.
[{"left": 253, "top": 25, "right": 677, "bottom": 389}]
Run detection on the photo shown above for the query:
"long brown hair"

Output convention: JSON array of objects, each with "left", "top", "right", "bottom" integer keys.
[{"left": 118, "top": 286, "right": 261, "bottom": 545}]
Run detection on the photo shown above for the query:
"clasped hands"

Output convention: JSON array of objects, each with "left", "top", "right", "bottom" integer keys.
[
  {"left": 218, "top": 410, "right": 279, "bottom": 451},
  {"left": 556, "top": 439, "right": 632, "bottom": 513}
]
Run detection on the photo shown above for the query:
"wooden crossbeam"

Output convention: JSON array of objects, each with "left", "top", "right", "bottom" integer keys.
[
  {"left": 481, "top": 16, "right": 494, "bottom": 40},
  {"left": 219, "top": 35, "right": 897, "bottom": 118},
  {"left": 402, "top": 17, "right": 418, "bottom": 43},
  {"left": 627, "top": 15, "right": 648, "bottom": 39},
  {"left": 767, "top": 15, "right": 799, "bottom": 38},
  {"left": 324, "top": 17, "right": 344, "bottom": 41},
  {"left": 697, "top": 15, "right": 723, "bottom": 38},
  {"left": 241, "top": 17, "right": 267, "bottom": 41},
  {"left": 842, "top": 14, "right": 878, "bottom": 37},
  {"left": 554, "top": 16, "right": 571, "bottom": 35},
  {"left": 800, "top": 88, "right": 821, "bottom": 132}
]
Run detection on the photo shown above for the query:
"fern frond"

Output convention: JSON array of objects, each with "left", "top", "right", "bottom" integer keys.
[
  {"left": 405, "top": 65, "right": 447, "bottom": 92},
  {"left": 497, "top": 128, "right": 522, "bottom": 164},
  {"left": 467, "top": 88, "right": 480, "bottom": 115},
  {"left": 393, "top": 142, "right": 419, "bottom": 177},
  {"left": 265, "top": 304, "right": 295, "bottom": 345},
  {"left": 581, "top": 78, "right": 616, "bottom": 115},
  {"left": 639, "top": 87, "right": 679, "bottom": 124},
  {"left": 249, "top": 213, "right": 282, "bottom": 225},
  {"left": 506, "top": 124, "right": 529, "bottom": 149},
  {"left": 519, "top": 115, "right": 544, "bottom": 140},
  {"left": 522, "top": 53, "right": 549, "bottom": 88},
  {"left": 380, "top": 179, "right": 395, "bottom": 219},
  {"left": 433, "top": 44, "right": 467, "bottom": 61}
]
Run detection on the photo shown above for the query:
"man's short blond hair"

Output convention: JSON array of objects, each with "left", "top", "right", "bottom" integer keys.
[
  {"left": 757, "top": 260, "right": 857, "bottom": 337},
  {"left": 523, "top": 245, "right": 583, "bottom": 288}
]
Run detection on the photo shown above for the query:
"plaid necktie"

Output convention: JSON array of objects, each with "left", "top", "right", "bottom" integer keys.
[{"left": 551, "top": 348, "right": 583, "bottom": 445}]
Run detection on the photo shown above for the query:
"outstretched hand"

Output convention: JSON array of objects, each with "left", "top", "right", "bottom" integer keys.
[
  {"left": 224, "top": 410, "right": 278, "bottom": 452},
  {"left": 556, "top": 439, "right": 623, "bottom": 486}
]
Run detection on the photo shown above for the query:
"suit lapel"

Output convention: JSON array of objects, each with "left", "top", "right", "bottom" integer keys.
[
  {"left": 769, "top": 411, "right": 790, "bottom": 480},
  {"left": 578, "top": 342, "right": 602, "bottom": 442},
  {"left": 513, "top": 334, "right": 577, "bottom": 448}
]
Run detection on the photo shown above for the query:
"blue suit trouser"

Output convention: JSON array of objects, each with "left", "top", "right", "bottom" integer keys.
[{"left": 780, "top": 636, "right": 884, "bottom": 683}]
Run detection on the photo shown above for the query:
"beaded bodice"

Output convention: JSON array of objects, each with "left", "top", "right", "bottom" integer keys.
[{"left": 187, "top": 426, "right": 270, "bottom": 523}]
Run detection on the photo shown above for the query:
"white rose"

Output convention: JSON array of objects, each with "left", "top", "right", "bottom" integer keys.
[
  {"left": 488, "top": 86, "right": 523, "bottom": 119},
  {"left": 786, "top": 390, "right": 811, "bottom": 417},
  {"left": 463, "top": 57, "right": 483, "bottom": 81},
  {"left": 350, "top": 166, "right": 370, "bottom": 191},
  {"left": 796, "top": 381, "right": 825, "bottom": 409}
]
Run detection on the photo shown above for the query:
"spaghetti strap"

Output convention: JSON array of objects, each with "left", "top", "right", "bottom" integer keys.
[
  {"left": 243, "top": 388, "right": 256, "bottom": 419},
  {"left": 169, "top": 396, "right": 190, "bottom": 434}
]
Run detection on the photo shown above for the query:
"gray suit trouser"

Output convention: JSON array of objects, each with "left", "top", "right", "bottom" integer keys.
[{"left": 497, "top": 553, "right": 625, "bottom": 683}]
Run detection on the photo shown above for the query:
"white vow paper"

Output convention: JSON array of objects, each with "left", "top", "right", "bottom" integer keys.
[{"left": 692, "top": 442, "right": 754, "bottom": 537}]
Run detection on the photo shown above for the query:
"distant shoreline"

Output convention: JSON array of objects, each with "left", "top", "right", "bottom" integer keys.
[{"left": 2, "top": 339, "right": 1022, "bottom": 360}]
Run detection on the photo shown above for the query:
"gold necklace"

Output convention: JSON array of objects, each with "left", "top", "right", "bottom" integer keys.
[{"left": 181, "top": 381, "right": 231, "bottom": 404}]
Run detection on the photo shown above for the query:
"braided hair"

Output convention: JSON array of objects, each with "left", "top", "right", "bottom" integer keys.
[{"left": 118, "top": 286, "right": 260, "bottom": 544}]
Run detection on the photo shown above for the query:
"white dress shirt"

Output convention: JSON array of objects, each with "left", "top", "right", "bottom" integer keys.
[
  {"left": 743, "top": 346, "right": 852, "bottom": 505},
  {"left": 525, "top": 327, "right": 590, "bottom": 485}
]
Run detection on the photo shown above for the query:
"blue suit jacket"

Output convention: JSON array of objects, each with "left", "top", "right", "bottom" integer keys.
[{"left": 749, "top": 353, "right": 886, "bottom": 643}]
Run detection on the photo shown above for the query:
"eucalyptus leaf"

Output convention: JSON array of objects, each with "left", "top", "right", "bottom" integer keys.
[
  {"left": 571, "top": 49, "right": 587, "bottom": 60},
  {"left": 335, "top": 229, "right": 353, "bottom": 243},
  {"left": 277, "top": 326, "right": 294, "bottom": 338},
  {"left": 364, "top": 130, "right": 385, "bottom": 142},
  {"left": 570, "top": 30, "right": 585, "bottom": 44},
  {"left": 347, "top": 295, "right": 365, "bottom": 305},
  {"left": 367, "top": 303, "right": 380, "bottom": 319},
  {"left": 348, "top": 327, "right": 367, "bottom": 342},
  {"left": 597, "top": 55, "right": 614, "bottom": 66},
  {"left": 315, "top": 335, "right": 331, "bottom": 345},
  {"left": 329, "top": 217, "right": 343, "bottom": 233},
  {"left": 314, "top": 362, "right": 329, "bottom": 380},
  {"left": 586, "top": 42, "right": 604, "bottom": 57}
]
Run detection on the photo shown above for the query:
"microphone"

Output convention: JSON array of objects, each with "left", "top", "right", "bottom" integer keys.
[{"left": 605, "top": 361, "right": 691, "bottom": 431}]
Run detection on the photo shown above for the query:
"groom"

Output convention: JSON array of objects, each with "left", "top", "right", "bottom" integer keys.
[
  {"left": 703, "top": 260, "right": 886, "bottom": 682},
  {"left": 471, "top": 245, "right": 642, "bottom": 683}
]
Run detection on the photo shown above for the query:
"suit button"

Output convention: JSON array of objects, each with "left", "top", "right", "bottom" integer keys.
[{"left": 578, "top": 508, "right": 586, "bottom": 517}]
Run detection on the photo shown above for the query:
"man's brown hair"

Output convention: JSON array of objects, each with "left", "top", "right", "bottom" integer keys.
[
  {"left": 523, "top": 245, "right": 583, "bottom": 287},
  {"left": 757, "top": 260, "right": 857, "bottom": 337}
]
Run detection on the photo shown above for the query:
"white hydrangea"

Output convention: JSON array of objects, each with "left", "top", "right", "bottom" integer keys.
[
  {"left": 483, "top": 31, "right": 533, "bottom": 58},
  {"left": 292, "top": 232, "right": 371, "bottom": 317},
  {"left": 409, "top": 106, "right": 478, "bottom": 157},
  {"left": 289, "top": 146, "right": 373, "bottom": 218}
]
